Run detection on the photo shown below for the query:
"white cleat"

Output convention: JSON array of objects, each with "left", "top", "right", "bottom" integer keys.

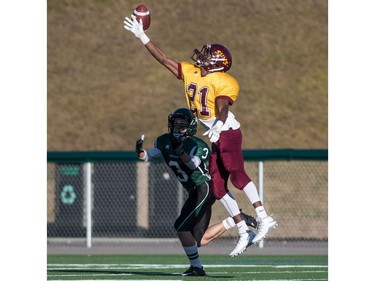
[
  {"left": 229, "top": 230, "right": 256, "bottom": 257},
  {"left": 252, "top": 215, "right": 278, "bottom": 244}
]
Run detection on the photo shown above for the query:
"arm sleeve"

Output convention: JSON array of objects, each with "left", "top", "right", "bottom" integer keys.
[
  {"left": 185, "top": 155, "right": 201, "bottom": 170},
  {"left": 142, "top": 138, "right": 163, "bottom": 161},
  {"left": 143, "top": 147, "right": 162, "bottom": 161},
  {"left": 184, "top": 145, "right": 202, "bottom": 170},
  {"left": 177, "top": 63, "right": 183, "bottom": 80}
]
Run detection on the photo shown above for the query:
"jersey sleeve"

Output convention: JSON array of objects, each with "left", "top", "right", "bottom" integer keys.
[
  {"left": 191, "top": 138, "right": 210, "bottom": 161},
  {"left": 146, "top": 135, "right": 166, "bottom": 160},
  {"left": 177, "top": 63, "right": 183, "bottom": 80},
  {"left": 178, "top": 62, "right": 195, "bottom": 81}
]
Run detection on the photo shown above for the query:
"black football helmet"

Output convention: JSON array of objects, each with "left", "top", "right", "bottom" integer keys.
[
  {"left": 191, "top": 43, "right": 232, "bottom": 72},
  {"left": 168, "top": 108, "right": 198, "bottom": 139}
]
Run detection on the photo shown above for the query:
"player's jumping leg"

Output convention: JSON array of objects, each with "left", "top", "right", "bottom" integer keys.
[
  {"left": 242, "top": 182, "right": 278, "bottom": 243},
  {"left": 209, "top": 151, "right": 255, "bottom": 257},
  {"left": 220, "top": 129, "right": 278, "bottom": 244}
]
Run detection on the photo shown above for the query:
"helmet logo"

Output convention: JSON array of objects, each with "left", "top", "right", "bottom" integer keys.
[{"left": 213, "top": 50, "right": 229, "bottom": 67}]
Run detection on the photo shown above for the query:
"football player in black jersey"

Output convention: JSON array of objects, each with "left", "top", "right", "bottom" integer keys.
[{"left": 136, "top": 108, "right": 257, "bottom": 276}]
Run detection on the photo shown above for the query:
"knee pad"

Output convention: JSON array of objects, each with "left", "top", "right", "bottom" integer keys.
[
  {"left": 212, "top": 187, "right": 226, "bottom": 199},
  {"left": 230, "top": 170, "right": 251, "bottom": 190}
]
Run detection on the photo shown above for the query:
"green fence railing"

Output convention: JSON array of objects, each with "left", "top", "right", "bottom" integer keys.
[{"left": 47, "top": 149, "right": 328, "bottom": 162}]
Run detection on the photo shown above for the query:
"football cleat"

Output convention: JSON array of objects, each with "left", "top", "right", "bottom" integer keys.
[
  {"left": 240, "top": 209, "right": 258, "bottom": 229},
  {"left": 252, "top": 215, "right": 278, "bottom": 244},
  {"left": 229, "top": 230, "right": 256, "bottom": 257},
  {"left": 181, "top": 265, "right": 206, "bottom": 276}
]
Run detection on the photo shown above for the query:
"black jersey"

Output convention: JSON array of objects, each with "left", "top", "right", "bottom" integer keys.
[{"left": 153, "top": 134, "right": 211, "bottom": 193}]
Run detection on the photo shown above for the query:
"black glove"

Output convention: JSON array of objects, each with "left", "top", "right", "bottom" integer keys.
[
  {"left": 170, "top": 134, "right": 184, "bottom": 155},
  {"left": 240, "top": 209, "right": 258, "bottom": 229},
  {"left": 135, "top": 137, "right": 144, "bottom": 155}
]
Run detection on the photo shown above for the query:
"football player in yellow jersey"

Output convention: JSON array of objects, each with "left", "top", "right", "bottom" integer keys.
[{"left": 124, "top": 15, "right": 277, "bottom": 257}]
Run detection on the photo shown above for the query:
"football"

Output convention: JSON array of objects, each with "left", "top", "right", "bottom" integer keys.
[{"left": 132, "top": 5, "right": 151, "bottom": 31}]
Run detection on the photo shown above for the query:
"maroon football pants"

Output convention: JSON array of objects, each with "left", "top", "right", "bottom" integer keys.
[{"left": 209, "top": 128, "right": 252, "bottom": 199}]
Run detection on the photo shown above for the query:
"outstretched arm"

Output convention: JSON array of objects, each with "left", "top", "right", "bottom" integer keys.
[
  {"left": 135, "top": 135, "right": 162, "bottom": 161},
  {"left": 124, "top": 15, "right": 179, "bottom": 77},
  {"left": 144, "top": 42, "right": 179, "bottom": 77}
]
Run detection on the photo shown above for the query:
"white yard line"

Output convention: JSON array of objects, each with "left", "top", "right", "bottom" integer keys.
[
  {"left": 47, "top": 278, "right": 328, "bottom": 281},
  {"left": 48, "top": 263, "right": 328, "bottom": 269},
  {"left": 52, "top": 279, "right": 184, "bottom": 281}
]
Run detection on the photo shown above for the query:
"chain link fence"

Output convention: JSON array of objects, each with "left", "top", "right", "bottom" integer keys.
[{"left": 47, "top": 150, "right": 327, "bottom": 250}]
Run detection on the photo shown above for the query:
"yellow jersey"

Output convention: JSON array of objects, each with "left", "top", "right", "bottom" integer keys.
[{"left": 178, "top": 62, "right": 240, "bottom": 122}]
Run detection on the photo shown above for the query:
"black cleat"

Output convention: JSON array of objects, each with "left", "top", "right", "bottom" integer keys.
[
  {"left": 240, "top": 209, "right": 258, "bottom": 229},
  {"left": 181, "top": 266, "right": 206, "bottom": 276}
]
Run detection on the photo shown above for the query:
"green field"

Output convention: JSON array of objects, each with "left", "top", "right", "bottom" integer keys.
[{"left": 47, "top": 254, "right": 328, "bottom": 281}]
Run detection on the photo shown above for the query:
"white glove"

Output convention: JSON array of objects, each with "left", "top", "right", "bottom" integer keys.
[
  {"left": 203, "top": 120, "right": 224, "bottom": 143},
  {"left": 123, "top": 15, "right": 150, "bottom": 45}
]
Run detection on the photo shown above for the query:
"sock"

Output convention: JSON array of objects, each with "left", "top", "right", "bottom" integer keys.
[
  {"left": 236, "top": 220, "right": 248, "bottom": 235},
  {"left": 255, "top": 205, "right": 268, "bottom": 219},
  {"left": 183, "top": 242, "right": 202, "bottom": 268},
  {"left": 222, "top": 217, "right": 236, "bottom": 230},
  {"left": 219, "top": 192, "right": 241, "bottom": 217},
  {"left": 243, "top": 181, "right": 261, "bottom": 204}
]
